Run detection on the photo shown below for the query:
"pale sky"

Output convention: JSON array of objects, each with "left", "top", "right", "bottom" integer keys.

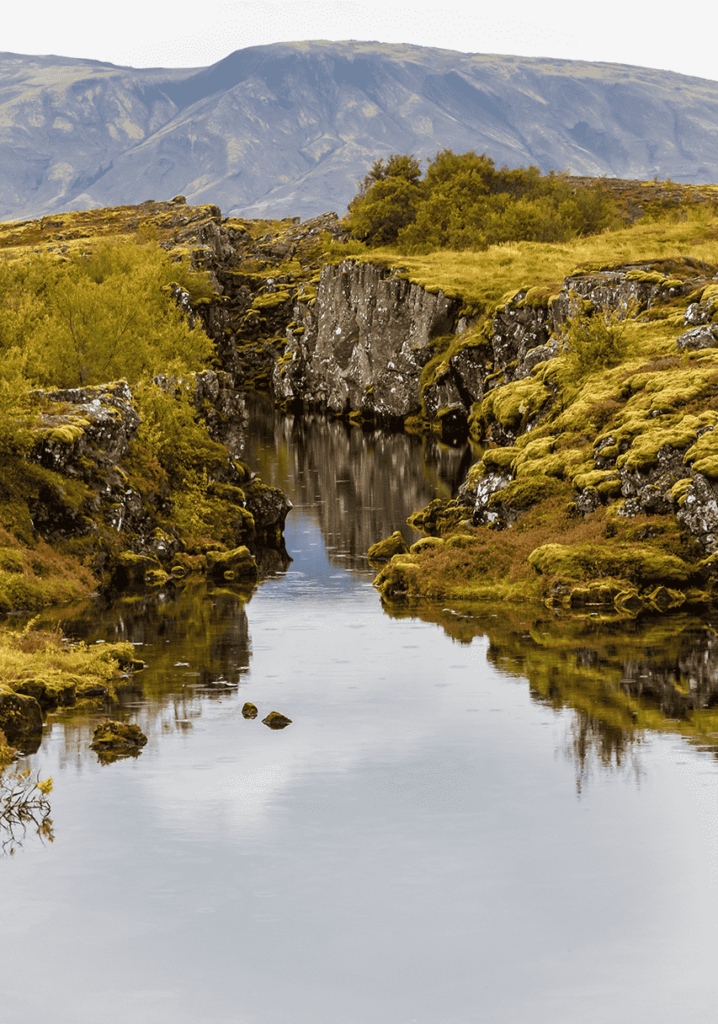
[{"left": 3, "top": 0, "right": 717, "bottom": 83}]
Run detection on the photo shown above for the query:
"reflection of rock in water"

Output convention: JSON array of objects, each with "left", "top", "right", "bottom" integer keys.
[
  {"left": 254, "top": 543, "right": 292, "bottom": 576},
  {"left": 43, "top": 583, "right": 254, "bottom": 769},
  {"left": 620, "top": 630, "right": 718, "bottom": 719},
  {"left": 563, "top": 711, "right": 643, "bottom": 796},
  {"left": 380, "top": 599, "right": 718, "bottom": 783},
  {"left": 239, "top": 394, "right": 478, "bottom": 567}
]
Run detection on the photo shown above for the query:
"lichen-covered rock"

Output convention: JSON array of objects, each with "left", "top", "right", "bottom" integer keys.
[
  {"left": 243, "top": 480, "right": 293, "bottom": 546},
  {"left": 206, "top": 545, "right": 259, "bottom": 581},
  {"left": 528, "top": 542, "right": 692, "bottom": 585},
  {"left": 677, "top": 473, "right": 718, "bottom": 552},
  {"left": 242, "top": 702, "right": 258, "bottom": 719},
  {"left": 13, "top": 676, "right": 77, "bottom": 710},
  {"left": 90, "top": 719, "right": 147, "bottom": 752},
  {"left": 552, "top": 266, "right": 689, "bottom": 323},
  {"left": 0, "top": 684, "right": 43, "bottom": 743},
  {"left": 111, "top": 552, "right": 164, "bottom": 590},
  {"left": 262, "top": 711, "right": 292, "bottom": 729},
  {"left": 407, "top": 498, "right": 469, "bottom": 536},
  {"left": 367, "top": 531, "right": 409, "bottom": 563},
  {"left": 459, "top": 469, "right": 513, "bottom": 526},
  {"left": 676, "top": 324, "right": 718, "bottom": 350},
  {"left": 33, "top": 380, "right": 140, "bottom": 475}
]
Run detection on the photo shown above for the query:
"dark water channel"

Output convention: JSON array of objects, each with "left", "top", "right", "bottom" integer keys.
[{"left": 2, "top": 395, "right": 717, "bottom": 1023}]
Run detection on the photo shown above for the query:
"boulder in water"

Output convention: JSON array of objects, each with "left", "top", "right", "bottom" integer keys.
[
  {"left": 262, "top": 712, "right": 292, "bottom": 729},
  {"left": 367, "top": 531, "right": 409, "bottom": 564}
]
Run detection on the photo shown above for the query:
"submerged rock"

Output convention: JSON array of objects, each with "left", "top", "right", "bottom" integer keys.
[
  {"left": 262, "top": 712, "right": 292, "bottom": 729},
  {"left": 90, "top": 719, "right": 148, "bottom": 754}
]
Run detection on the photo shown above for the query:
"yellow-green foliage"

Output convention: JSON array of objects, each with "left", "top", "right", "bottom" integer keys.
[
  {"left": 345, "top": 154, "right": 423, "bottom": 246},
  {"left": 345, "top": 204, "right": 718, "bottom": 315},
  {"left": 347, "top": 150, "right": 617, "bottom": 252},
  {"left": 0, "top": 357, "right": 36, "bottom": 459},
  {"left": 1, "top": 240, "right": 213, "bottom": 390},
  {"left": 559, "top": 293, "right": 636, "bottom": 377},
  {"left": 0, "top": 619, "right": 135, "bottom": 708},
  {"left": 133, "top": 381, "right": 227, "bottom": 487},
  {"left": 129, "top": 383, "right": 250, "bottom": 550},
  {"left": 0, "top": 460, "right": 97, "bottom": 610}
]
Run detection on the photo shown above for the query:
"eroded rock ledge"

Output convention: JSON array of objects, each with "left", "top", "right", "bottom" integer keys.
[
  {"left": 365, "top": 258, "right": 718, "bottom": 614},
  {"left": 14, "top": 375, "right": 291, "bottom": 604}
]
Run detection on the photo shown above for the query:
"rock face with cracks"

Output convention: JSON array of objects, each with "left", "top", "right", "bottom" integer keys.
[{"left": 273, "top": 261, "right": 461, "bottom": 421}]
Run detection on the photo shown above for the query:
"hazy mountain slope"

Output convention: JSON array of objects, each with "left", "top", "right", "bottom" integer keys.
[{"left": 2, "top": 41, "right": 718, "bottom": 222}]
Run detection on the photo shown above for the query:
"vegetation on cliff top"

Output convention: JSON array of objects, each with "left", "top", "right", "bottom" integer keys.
[
  {"left": 345, "top": 160, "right": 718, "bottom": 613},
  {"left": 0, "top": 199, "right": 286, "bottom": 621},
  {"left": 347, "top": 149, "right": 617, "bottom": 251}
]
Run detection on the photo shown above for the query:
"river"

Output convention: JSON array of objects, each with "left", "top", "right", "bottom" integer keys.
[{"left": 1, "top": 395, "right": 717, "bottom": 1023}]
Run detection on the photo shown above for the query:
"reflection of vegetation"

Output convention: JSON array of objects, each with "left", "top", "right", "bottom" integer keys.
[
  {"left": 0, "top": 618, "right": 135, "bottom": 746},
  {"left": 0, "top": 766, "right": 54, "bottom": 855},
  {"left": 56, "top": 581, "right": 254, "bottom": 702},
  {"left": 241, "top": 393, "right": 479, "bottom": 566},
  {"left": 382, "top": 599, "right": 718, "bottom": 783}
]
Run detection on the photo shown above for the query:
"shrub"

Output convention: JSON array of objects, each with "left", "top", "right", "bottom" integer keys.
[
  {"left": 2, "top": 240, "right": 214, "bottom": 389},
  {"left": 559, "top": 291, "right": 635, "bottom": 377},
  {"left": 346, "top": 149, "right": 617, "bottom": 253}
]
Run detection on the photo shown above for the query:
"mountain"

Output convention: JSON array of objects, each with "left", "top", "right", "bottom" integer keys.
[{"left": 2, "top": 40, "right": 718, "bottom": 223}]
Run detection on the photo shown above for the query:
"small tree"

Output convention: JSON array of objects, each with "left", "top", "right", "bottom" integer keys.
[
  {"left": 347, "top": 154, "right": 422, "bottom": 246},
  {"left": 25, "top": 240, "right": 214, "bottom": 389},
  {"left": 559, "top": 291, "right": 635, "bottom": 378}
]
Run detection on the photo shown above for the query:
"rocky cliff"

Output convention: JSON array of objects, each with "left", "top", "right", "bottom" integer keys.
[
  {"left": 356, "top": 252, "right": 718, "bottom": 613},
  {"left": 0, "top": 373, "right": 291, "bottom": 613},
  {"left": 273, "top": 261, "right": 461, "bottom": 421}
]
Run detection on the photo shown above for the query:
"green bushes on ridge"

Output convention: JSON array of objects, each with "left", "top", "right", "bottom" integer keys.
[
  {"left": 346, "top": 149, "right": 618, "bottom": 252},
  {"left": 0, "top": 239, "right": 213, "bottom": 391}
]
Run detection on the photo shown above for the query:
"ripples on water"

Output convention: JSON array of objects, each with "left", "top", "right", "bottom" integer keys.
[{"left": 2, "top": 395, "right": 717, "bottom": 1024}]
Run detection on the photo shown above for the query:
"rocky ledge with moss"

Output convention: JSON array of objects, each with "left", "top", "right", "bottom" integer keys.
[{"left": 365, "top": 245, "right": 718, "bottom": 614}]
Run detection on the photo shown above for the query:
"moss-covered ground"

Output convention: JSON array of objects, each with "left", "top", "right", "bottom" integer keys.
[{"left": 367, "top": 186, "right": 718, "bottom": 612}]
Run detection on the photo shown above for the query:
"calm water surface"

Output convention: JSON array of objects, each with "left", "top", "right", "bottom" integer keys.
[{"left": 1, "top": 397, "right": 717, "bottom": 1023}]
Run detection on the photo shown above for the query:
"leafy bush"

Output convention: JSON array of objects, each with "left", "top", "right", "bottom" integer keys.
[
  {"left": 345, "top": 149, "right": 617, "bottom": 252},
  {"left": 133, "top": 380, "right": 228, "bottom": 487},
  {"left": 346, "top": 154, "right": 423, "bottom": 246},
  {"left": 1, "top": 240, "right": 214, "bottom": 389},
  {"left": 559, "top": 292, "right": 635, "bottom": 377}
]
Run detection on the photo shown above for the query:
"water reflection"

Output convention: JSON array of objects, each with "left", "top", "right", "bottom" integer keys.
[
  {"left": 34, "top": 400, "right": 718, "bottom": 787},
  {"left": 41, "top": 583, "right": 254, "bottom": 771},
  {"left": 382, "top": 599, "right": 718, "bottom": 784},
  {"left": 4, "top": 404, "right": 718, "bottom": 1022},
  {"left": 44, "top": 580, "right": 718, "bottom": 791},
  {"left": 0, "top": 766, "right": 54, "bottom": 855},
  {"left": 237, "top": 393, "right": 478, "bottom": 566}
]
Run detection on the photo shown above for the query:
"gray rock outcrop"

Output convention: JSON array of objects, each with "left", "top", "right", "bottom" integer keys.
[{"left": 273, "top": 261, "right": 461, "bottom": 420}]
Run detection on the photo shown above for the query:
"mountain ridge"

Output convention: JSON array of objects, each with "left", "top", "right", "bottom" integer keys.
[{"left": 2, "top": 40, "right": 718, "bottom": 223}]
